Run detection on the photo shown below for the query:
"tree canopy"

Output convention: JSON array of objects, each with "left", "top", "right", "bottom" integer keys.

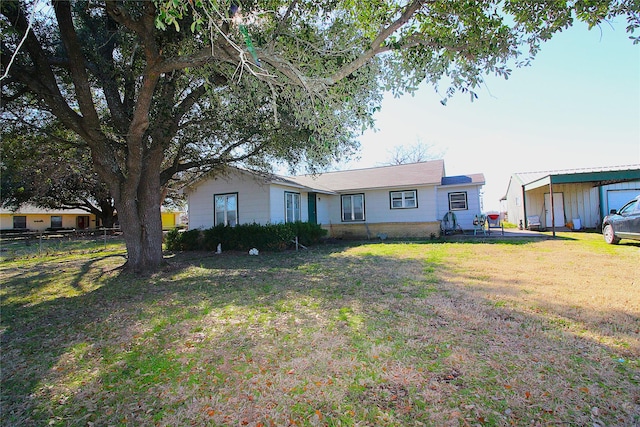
[
  {"left": 1, "top": 0, "right": 637, "bottom": 272},
  {"left": 1, "top": 122, "right": 118, "bottom": 227}
]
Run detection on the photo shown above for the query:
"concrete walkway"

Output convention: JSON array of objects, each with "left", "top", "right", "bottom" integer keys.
[{"left": 445, "top": 227, "right": 571, "bottom": 240}]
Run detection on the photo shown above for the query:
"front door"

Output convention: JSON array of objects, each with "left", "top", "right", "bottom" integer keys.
[
  {"left": 544, "top": 193, "right": 565, "bottom": 227},
  {"left": 307, "top": 193, "right": 317, "bottom": 224},
  {"left": 77, "top": 215, "right": 90, "bottom": 229}
]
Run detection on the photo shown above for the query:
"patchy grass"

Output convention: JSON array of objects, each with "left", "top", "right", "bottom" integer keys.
[
  {"left": 1, "top": 233, "right": 638, "bottom": 426},
  {"left": 0, "top": 233, "right": 124, "bottom": 262}
]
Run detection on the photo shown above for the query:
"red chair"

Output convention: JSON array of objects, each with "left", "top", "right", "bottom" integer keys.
[{"left": 486, "top": 212, "right": 503, "bottom": 235}]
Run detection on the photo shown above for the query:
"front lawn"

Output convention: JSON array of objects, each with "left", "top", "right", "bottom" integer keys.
[{"left": 1, "top": 233, "right": 638, "bottom": 426}]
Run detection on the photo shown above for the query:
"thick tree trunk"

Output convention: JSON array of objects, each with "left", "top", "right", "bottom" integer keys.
[
  {"left": 113, "top": 151, "right": 165, "bottom": 274},
  {"left": 115, "top": 193, "right": 164, "bottom": 273},
  {"left": 97, "top": 199, "right": 117, "bottom": 228}
]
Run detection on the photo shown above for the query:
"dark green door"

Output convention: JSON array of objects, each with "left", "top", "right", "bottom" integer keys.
[{"left": 308, "top": 193, "right": 317, "bottom": 224}]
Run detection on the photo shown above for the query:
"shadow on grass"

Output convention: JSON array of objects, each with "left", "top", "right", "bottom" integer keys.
[
  {"left": 1, "top": 240, "right": 638, "bottom": 426},
  {"left": 0, "top": 254, "right": 127, "bottom": 307}
]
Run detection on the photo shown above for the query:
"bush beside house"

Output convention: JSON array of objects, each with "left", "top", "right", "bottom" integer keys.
[{"left": 165, "top": 222, "right": 327, "bottom": 252}]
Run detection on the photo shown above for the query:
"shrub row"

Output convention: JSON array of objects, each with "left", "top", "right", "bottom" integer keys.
[{"left": 164, "top": 222, "right": 327, "bottom": 252}]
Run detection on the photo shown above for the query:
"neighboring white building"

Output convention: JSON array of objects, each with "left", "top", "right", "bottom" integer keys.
[
  {"left": 501, "top": 165, "right": 640, "bottom": 231},
  {"left": 183, "top": 160, "right": 485, "bottom": 239}
]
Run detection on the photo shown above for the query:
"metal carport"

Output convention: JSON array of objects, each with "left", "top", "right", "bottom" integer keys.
[{"left": 520, "top": 166, "right": 640, "bottom": 237}]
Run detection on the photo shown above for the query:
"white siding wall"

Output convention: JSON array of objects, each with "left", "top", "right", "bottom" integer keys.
[
  {"left": 300, "top": 192, "right": 309, "bottom": 221},
  {"left": 436, "top": 185, "right": 483, "bottom": 230},
  {"left": 315, "top": 194, "right": 332, "bottom": 225},
  {"left": 269, "top": 185, "right": 309, "bottom": 223},
  {"left": 186, "top": 173, "right": 487, "bottom": 232},
  {"left": 186, "top": 170, "right": 271, "bottom": 229},
  {"left": 321, "top": 186, "right": 438, "bottom": 225},
  {"left": 559, "top": 183, "right": 600, "bottom": 228},
  {"left": 504, "top": 177, "right": 525, "bottom": 226}
]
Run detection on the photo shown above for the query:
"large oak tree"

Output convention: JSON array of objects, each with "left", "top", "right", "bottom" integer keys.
[{"left": 1, "top": 0, "right": 637, "bottom": 272}]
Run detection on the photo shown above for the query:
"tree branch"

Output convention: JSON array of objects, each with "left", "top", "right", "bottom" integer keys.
[
  {"left": 85, "top": 13, "right": 131, "bottom": 135},
  {"left": 273, "top": 0, "right": 298, "bottom": 38},
  {"left": 53, "top": 1, "right": 101, "bottom": 130},
  {"left": 328, "top": 0, "right": 429, "bottom": 84},
  {"left": 105, "top": 1, "right": 164, "bottom": 196},
  {"left": 158, "top": 132, "right": 270, "bottom": 186},
  {"left": 105, "top": 1, "right": 158, "bottom": 55},
  {"left": 1, "top": 3, "right": 88, "bottom": 138}
]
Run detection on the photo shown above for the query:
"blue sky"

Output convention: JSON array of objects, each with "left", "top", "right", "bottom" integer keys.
[{"left": 344, "top": 20, "right": 640, "bottom": 211}]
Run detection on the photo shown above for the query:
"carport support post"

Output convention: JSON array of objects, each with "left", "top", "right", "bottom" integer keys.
[
  {"left": 522, "top": 185, "right": 528, "bottom": 229},
  {"left": 598, "top": 185, "right": 606, "bottom": 223},
  {"left": 549, "top": 182, "right": 556, "bottom": 237}
]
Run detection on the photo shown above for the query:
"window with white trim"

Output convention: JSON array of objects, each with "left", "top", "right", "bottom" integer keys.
[
  {"left": 214, "top": 193, "right": 238, "bottom": 226},
  {"left": 448, "top": 192, "right": 468, "bottom": 210},
  {"left": 285, "top": 191, "right": 301, "bottom": 223},
  {"left": 342, "top": 194, "right": 365, "bottom": 221},
  {"left": 390, "top": 190, "right": 417, "bottom": 209}
]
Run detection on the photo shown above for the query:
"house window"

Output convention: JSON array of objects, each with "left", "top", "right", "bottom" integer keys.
[
  {"left": 448, "top": 192, "right": 468, "bottom": 210},
  {"left": 390, "top": 190, "right": 417, "bottom": 209},
  {"left": 214, "top": 193, "right": 238, "bottom": 226},
  {"left": 342, "top": 194, "right": 365, "bottom": 221},
  {"left": 285, "top": 192, "right": 301, "bottom": 223},
  {"left": 51, "top": 215, "right": 63, "bottom": 229},
  {"left": 13, "top": 216, "right": 26, "bottom": 229}
]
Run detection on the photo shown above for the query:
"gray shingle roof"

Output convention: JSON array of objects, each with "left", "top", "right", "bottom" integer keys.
[
  {"left": 286, "top": 160, "right": 448, "bottom": 192},
  {"left": 184, "top": 160, "right": 484, "bottom": 194}
]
